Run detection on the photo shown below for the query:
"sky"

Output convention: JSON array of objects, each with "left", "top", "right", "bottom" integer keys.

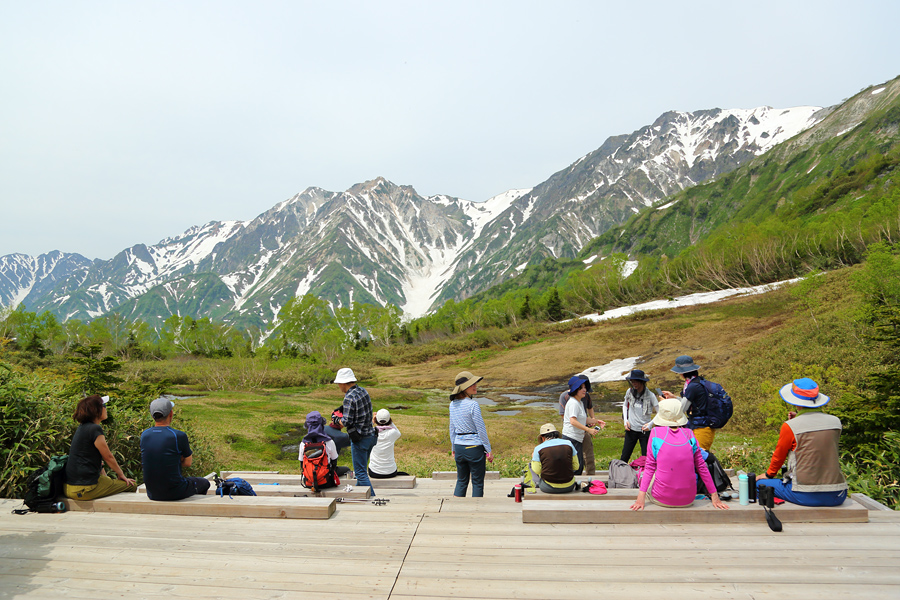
[{"left": 2, "top": 1, "right": 899, "bottom": 260}]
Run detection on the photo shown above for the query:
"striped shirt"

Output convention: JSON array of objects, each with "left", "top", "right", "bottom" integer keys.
[{"left": 449, "top": 398, "right": 491, "bottom": 453}]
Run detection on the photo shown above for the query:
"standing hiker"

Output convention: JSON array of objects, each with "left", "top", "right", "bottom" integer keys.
[
  {"left": 558, "top": 373, "right": 598, "bottom": 474},
  {"left": 561, "top": 375, "right": 606, "bottom": 475},
  {"left": 335, "top": 367, "right": 377, "bottom": 496},
  {"left": 449, "top": 371, "right": 493, "bottom": 497},
  {"left": 660, "top": 355, "right": 715, "bottom": 451},
  {"left": 620, "top": 369, "right": 659, "bottom": 462}
]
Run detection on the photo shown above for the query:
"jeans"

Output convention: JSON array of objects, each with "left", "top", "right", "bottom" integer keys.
[
  {"left": 351, "top": 433, "right": 378, "bottom": 495},
  {"left": 620, "top": 429, "right": 650, "bottom": 462},
  {"left": 757, "top": 478, "right": 848, "bottom": 507},
  {"left": 562, "top": 435, "right": 584, "bottom": 475},
  {"left": 454, "top": 444, "right": 486, "bottom": 497}
]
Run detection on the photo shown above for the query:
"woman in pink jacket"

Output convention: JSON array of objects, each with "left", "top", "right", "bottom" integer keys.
[{"left": 631, "top": 398, "right": 729, "bottom": 510}]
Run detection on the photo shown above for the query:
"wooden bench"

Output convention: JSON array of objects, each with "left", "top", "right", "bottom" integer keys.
[
  {"left": 521, "top": 497, "right": 869, "bottom": 524},
  {"left": 63, "top": 492, "right": 336, "bottom": 519},
  {"left": 223, "top": 472, "right": 416, "bottom": 489},
  {"left": 522, "top": 488, "right": 638, "bottom": 500},
  {"left": 251, "top": 484, "right": 371, "bottom": 499},
  {"left": 432, "top": 471, "right": 500, "bottom": 480}
]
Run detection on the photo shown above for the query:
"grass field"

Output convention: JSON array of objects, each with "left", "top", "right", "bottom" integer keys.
[{"left": 171, "top": 286, "right": 798, "bottom": 479}]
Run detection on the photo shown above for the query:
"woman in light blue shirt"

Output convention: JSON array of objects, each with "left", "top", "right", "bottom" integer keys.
[{"left": 449, "top": 371, "right": 493, "bottom": 497}]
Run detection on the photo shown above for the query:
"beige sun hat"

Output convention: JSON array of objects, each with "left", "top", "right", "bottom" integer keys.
[
  {"left": 539, "top": 423, "right": 558, "bottom": 436},
  {"left": 450, "top": 371, "right": 483, "bottom": 397},
  {"left": 652, "top": 397, "right": 688, "bottom": 427}
]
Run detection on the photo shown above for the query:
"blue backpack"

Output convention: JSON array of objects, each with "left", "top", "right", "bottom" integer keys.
[
  {"left": 698, "top": 379, "right": 733, "bottom": 429},
  {"left": 215, "top": 476, "right": 256, "bottom": 498}
]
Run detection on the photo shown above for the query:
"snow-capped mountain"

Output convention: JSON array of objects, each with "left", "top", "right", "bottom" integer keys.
[{"left": 1, "top": 104, "right": 829, "bottom": 326}]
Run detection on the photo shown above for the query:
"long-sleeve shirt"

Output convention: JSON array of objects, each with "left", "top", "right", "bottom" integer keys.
[
  {"left": 342, "top": 385, "right": 375, "bottom": 438},
  {"left": 369, "top": 425, "right": 402, "bottom": 475},
  {"left": 449, "top": 398, "right": 491, "bottom": 453},
  {"left": 639, "top": 426, "right": 716, "bottom": 507},
  {"left": 623, "top": 388, "right": 659, "bottom": 431},
  {"left": 531, "top": 438, "right": 579, "bottom": 488}
]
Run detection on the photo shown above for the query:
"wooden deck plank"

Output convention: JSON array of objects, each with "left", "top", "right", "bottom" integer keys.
[
  {"left": 62, "top": 493, "right": 336, "bottom": 519},
  {"left": 522, "top": 497, "right": 869, "bottom": 524},
  {"left": 432, "top": 471, "right": 501, "bottom": 480}
]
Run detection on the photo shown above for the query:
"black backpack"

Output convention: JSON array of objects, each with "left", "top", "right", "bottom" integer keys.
[
  {"left": 698, "top": 379, "right": 733, "bottom": 429},
  {"left": 697, "top": 451, "right": 733, "bottom": 496},
  {"left": 17, "top": 455, "right": 68, "bottom": 514}
]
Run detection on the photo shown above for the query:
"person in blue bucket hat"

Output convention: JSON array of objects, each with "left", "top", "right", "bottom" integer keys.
[
  {"left": 756, "top": 378, "right": 848, "bottom": 507},
  {"left": 560, "top": 375, "right": 606, "bottom": 475}
]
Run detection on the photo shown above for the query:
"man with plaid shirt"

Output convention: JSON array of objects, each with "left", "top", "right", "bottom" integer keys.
[{"left": 334, "top": 368, "right": 377, "bottom": 495}]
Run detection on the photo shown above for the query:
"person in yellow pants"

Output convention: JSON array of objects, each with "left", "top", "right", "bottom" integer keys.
[{"left": 65, "top": 395, "right": 136, "bottom": 501}]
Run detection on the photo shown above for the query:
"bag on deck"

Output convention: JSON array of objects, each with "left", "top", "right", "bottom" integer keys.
[
  {"left": 19, "top": 455, "right": 68, "bottom": 513},
  {"left": 697, "top": 451, "right": 733, "bottom": 496},
  {"left": 698, "top": 379, "right": 733, "bottom": 429},
  {"left": 301, "top": 441, "right": 338, "bottom": 492},
  {"left": 607, "top": 459, "right": 638, "bottom": 489},
  {"left": 215, "top": 476, "right": 256, "bottom": 498}
]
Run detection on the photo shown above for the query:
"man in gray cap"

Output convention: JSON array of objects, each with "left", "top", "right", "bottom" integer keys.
[{"left": 140, "top": 397, "right": 211, "bottom": 501}]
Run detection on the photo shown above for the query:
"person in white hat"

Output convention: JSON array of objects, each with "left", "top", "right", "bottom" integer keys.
[
  {"left": 530, "top": 423, "right": 579, "bottom": 494},
  {"left": 449, "top": 371, "right": 493, "bottom": 497},
  {"left": 64, "top": 395, "right": 136, "bottom": 501},
  {"left": 334, "top": 367, "right": 376, "bottom": 495},
  {"left": 368, "top": 409, "right": 408, "bottom": 479},
  {"left": 630, "top": 398, "right": 729, "bottom": 511},
  {"left": 756, "top": 378, "right": 848, "bottom": 506}
]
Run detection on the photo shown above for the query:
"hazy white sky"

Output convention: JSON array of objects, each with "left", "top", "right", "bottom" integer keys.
[{"left": 2, "top": 1, "right": 898, "bottom": 259}]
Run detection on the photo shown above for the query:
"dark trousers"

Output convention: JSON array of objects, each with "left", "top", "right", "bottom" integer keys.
[
  {"left": 454, "top": 444, "right": 486, "bottom": 497},
  {"left": 620, "top": 429, "right": 650, "bottom": 462}
]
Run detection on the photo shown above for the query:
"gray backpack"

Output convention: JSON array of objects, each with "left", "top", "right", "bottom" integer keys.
[{"left": 608, "top": 459, "right": 638, "bottom": 488}]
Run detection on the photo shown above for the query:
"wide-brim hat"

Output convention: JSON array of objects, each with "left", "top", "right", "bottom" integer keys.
[
  {"left": 652, "top": 398, "right": 688, "bottom": 427},
  {"left": 568, "top": 375, "right": 591, "bottom": 395},
  {"left": 779, "top": 378, "right": 830, "bottom": 409},
  {"left": 671, "top": 355, "right": 701, "bottom": 374},
  {"left": 333, "top": 367, "right": 357, "bottom": 384},
  {"left": 625, "top": 369, "right": 650, "bottom": 382},
  {"left": 451, "top": 371, "right": 483, "bottom": 396},
  {"left": 539, "top": 423, "right": 557, "bottom": 436}
]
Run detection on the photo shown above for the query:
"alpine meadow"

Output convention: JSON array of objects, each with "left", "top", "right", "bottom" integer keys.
[{"left": 2, "top": 75, "right": 900, "bottom": 509}]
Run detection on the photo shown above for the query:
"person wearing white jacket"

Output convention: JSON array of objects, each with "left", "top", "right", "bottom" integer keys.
[
  {"left": 368, "top": 409, "right": 408, "bottom": 478},
  {"left": 621, "top": 369, "right": 659, "bottom": 462}
]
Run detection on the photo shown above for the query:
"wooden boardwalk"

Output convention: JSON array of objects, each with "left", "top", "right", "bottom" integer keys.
[{"left": 2, "top": 477, "right": 899, "bottom": 599}]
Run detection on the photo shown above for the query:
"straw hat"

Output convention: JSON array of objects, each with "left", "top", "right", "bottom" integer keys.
[
  {"left": 451, "top": 371, "right": 483, "bottom": 397},
  {"left": 652, "top": 398, "right": 688, "bottom": 427},
  {"left": 779, "top": 378, "right": 830, "bottom": 409}
]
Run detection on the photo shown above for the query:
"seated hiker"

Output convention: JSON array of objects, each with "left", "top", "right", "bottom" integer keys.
[
  {"left": 140, "top": 398, "right": 211, "bottom": 501},
  {"left": 620, "top": 369, "right": 659, "bottom": 461},
  {"left": 326, "top": 405, "right": 351, "bottom": 453},
  {"left": 299, "top": 410, "right": 340, "bottom": 490},
  {"left": 531, "top": 423, "right": 580, "bottom": 494},
  {"left": 65, "top": 395, "right": 137, "bottom": 501},
  {"left": 369, "top": 409, "right": 409, "bottom": 479},
  {"left": 630, "top": 398, "right": 728, "bottom": 511},
  {"left": 757, "top": 378, "right": 848, "bottom": 507}
]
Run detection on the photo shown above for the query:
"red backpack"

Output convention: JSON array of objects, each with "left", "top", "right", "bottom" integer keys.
[{"left": 301, "top": 441, "right": 339, "bottom": 491}]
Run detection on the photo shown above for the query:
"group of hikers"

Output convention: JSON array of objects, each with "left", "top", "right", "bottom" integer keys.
[{"left": 61, "top": 354, "right": 849, "bottom": 510}]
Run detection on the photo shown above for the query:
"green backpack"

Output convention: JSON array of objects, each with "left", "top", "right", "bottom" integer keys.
[{"left": 22, "top": 455, "right": 68, "bottom": 512}]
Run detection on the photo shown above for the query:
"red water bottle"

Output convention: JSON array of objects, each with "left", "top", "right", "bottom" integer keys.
[{"left": 514, "top": 483, "right": 523, "bottom": 502}]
